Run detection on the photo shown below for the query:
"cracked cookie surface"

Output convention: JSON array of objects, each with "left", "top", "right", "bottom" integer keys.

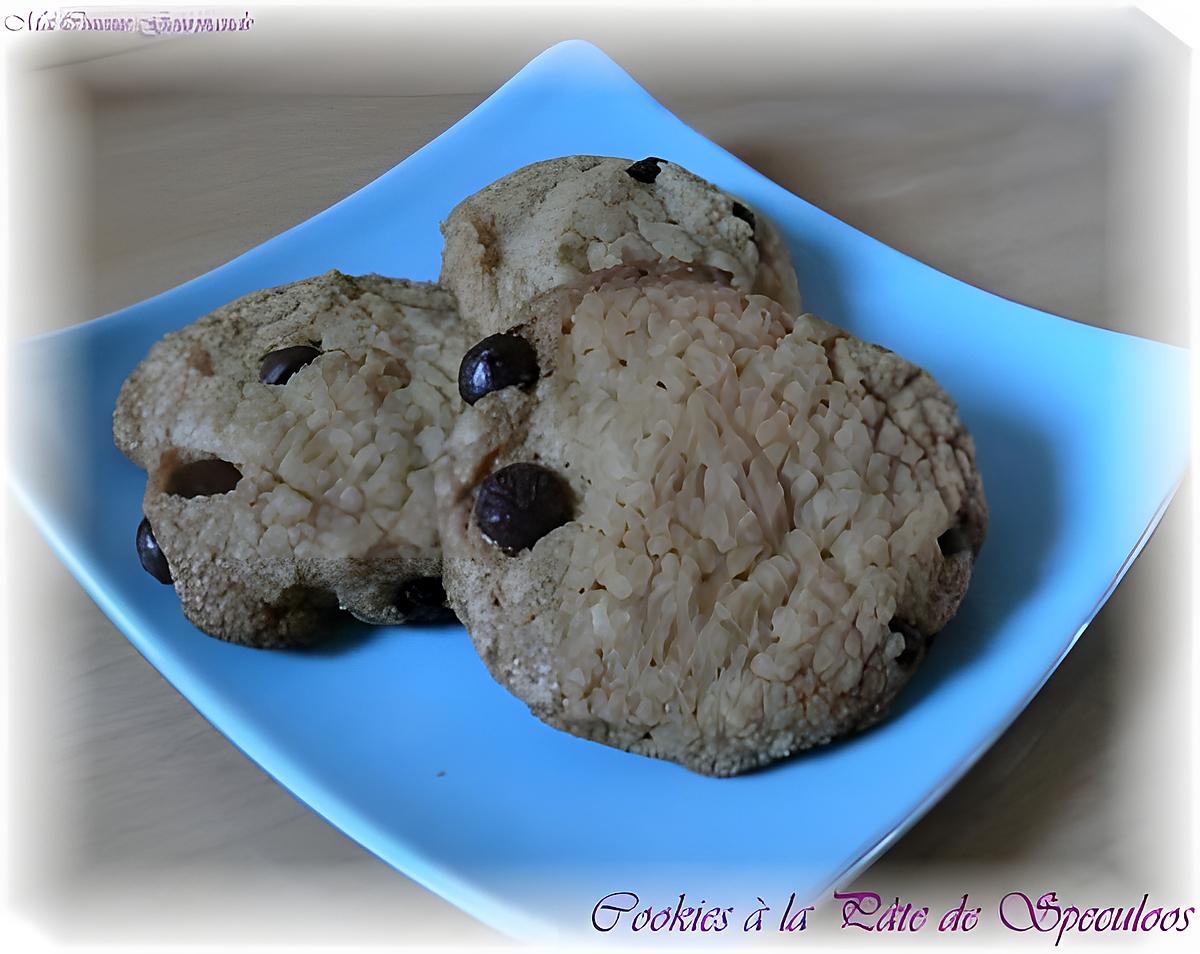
[
  {"left": 440, "top": 155, "right": 802, "bottom": 335},
  {"left": 436, "top": 263, "right": 986, "bottom": 775},
  {"left": 114, "top": 270, "right": 466, "bottom": 647}
]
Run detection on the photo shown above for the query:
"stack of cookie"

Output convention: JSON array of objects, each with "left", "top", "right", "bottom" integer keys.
[{"left": 114, "top": 155, "right": 986, "bottom": 776}]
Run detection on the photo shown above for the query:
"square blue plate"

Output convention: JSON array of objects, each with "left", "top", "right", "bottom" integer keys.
[{"left": 9, "top": 40, "right": 1189, "bottom": 941}]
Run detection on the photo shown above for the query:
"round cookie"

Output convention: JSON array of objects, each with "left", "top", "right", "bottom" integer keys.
[
  {"left": 439, "top": 155, "right": 802, "bottom": 334},
  {"left": 113, "top": 270, "right": 467, "bottom": 647},
  {"left": 436, "top": 263, "right": 986, "bottom": 776}
]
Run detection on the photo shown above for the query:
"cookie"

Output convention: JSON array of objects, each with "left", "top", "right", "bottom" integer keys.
[
  {"left": 435, "top": 263, "right": 986, "bottom": 776},
  {"left": 113, "top": 270, "right": 466, "bottom": 647},
  {"left": 439, "top": 155, "right": 802, "bottom": 334}
]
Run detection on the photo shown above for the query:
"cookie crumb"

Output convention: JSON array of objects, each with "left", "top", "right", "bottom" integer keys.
[{"left": 472, "top": 215, "right": 501, "bottom": 271}]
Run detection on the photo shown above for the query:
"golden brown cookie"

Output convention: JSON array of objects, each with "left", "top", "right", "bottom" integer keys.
[
  {"left": 440, "top": 155, "right": 802, "bottom": 335},
  {"left": 114, "top": 270, "right": 466, "bottom": 647},
  {"left": 436, "top": 263, "right": 985, "bottom": 775}
]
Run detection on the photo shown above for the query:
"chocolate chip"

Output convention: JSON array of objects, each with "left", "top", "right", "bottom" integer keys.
[
  {"left": 394, "top": 576, "right": 456, "bottom": 624},
  {"left": 937, "top": 522, "right": 971, "bottom": 557},
  {"left": 474, "top": 462, "right": 573, "bottom": 555},
  {"left": 259, "top": 345, "right": 320, "bottom": 385},
  {"left": 136, "top": 517, "right": 172, "bottom": 584},
  {"left": 625, "top": 157, "right": 666, "bottom": 184},
  {"left": 165, "top": 459, "right": 242, "bottom": 498},
  {"left": 731, "top": 201, "right": 756, "bottom": 234},
  {"left": 458, "top": 333, "right": 539, "bottom": 405},
  {"left": 890, "top": 618, "right": 924, "bottom": 668}
]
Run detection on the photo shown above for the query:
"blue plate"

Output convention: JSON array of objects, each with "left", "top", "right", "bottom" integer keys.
[{"left": 8, "top": 40, "right": 1189, "bottom": 941}]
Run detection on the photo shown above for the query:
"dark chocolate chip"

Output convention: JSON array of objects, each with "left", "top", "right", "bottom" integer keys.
[
  {"left": 731, "top": 201, "right": 757, "bottom": 233},
  {"left": 259, "top": 345, "right": 320, "bottom": 385},
  {"left": 165, "top": 459, "right": 242, "bottom": 498},
  {"left": 937, "top": 522, "right": 971, "bottom": 557},
  {"left": 136, "top": 517, "right": 172, "bottom": 584},
  {"left": 890, "top": 618, "right": 924, "bottom": 668},
  {"left": 474, "top": 462, "right": 573, "bottom": 556},
  {"left": 394, "top": 576, "right": 456, "bottom": 624},
  {"left": 458, "top": 333, "right": 539, "bottom": 405},
  {"left": 625, "top": 157, "right": 666, "bottom": 184}
]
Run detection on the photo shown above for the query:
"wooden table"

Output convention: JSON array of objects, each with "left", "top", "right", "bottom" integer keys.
[{"left": 6, "top": 5, "right": 1192, "bottom": 945}]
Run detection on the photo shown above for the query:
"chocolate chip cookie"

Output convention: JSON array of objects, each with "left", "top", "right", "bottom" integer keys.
[
  {"left": 435, "top": 263, "right": 986, "bottom": 775},
  {"left": 113, "top": 270, "right": 466, "bottom": 647},
  {"left": 440, "top": 155, "right": 802, "bottom": 334}
]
